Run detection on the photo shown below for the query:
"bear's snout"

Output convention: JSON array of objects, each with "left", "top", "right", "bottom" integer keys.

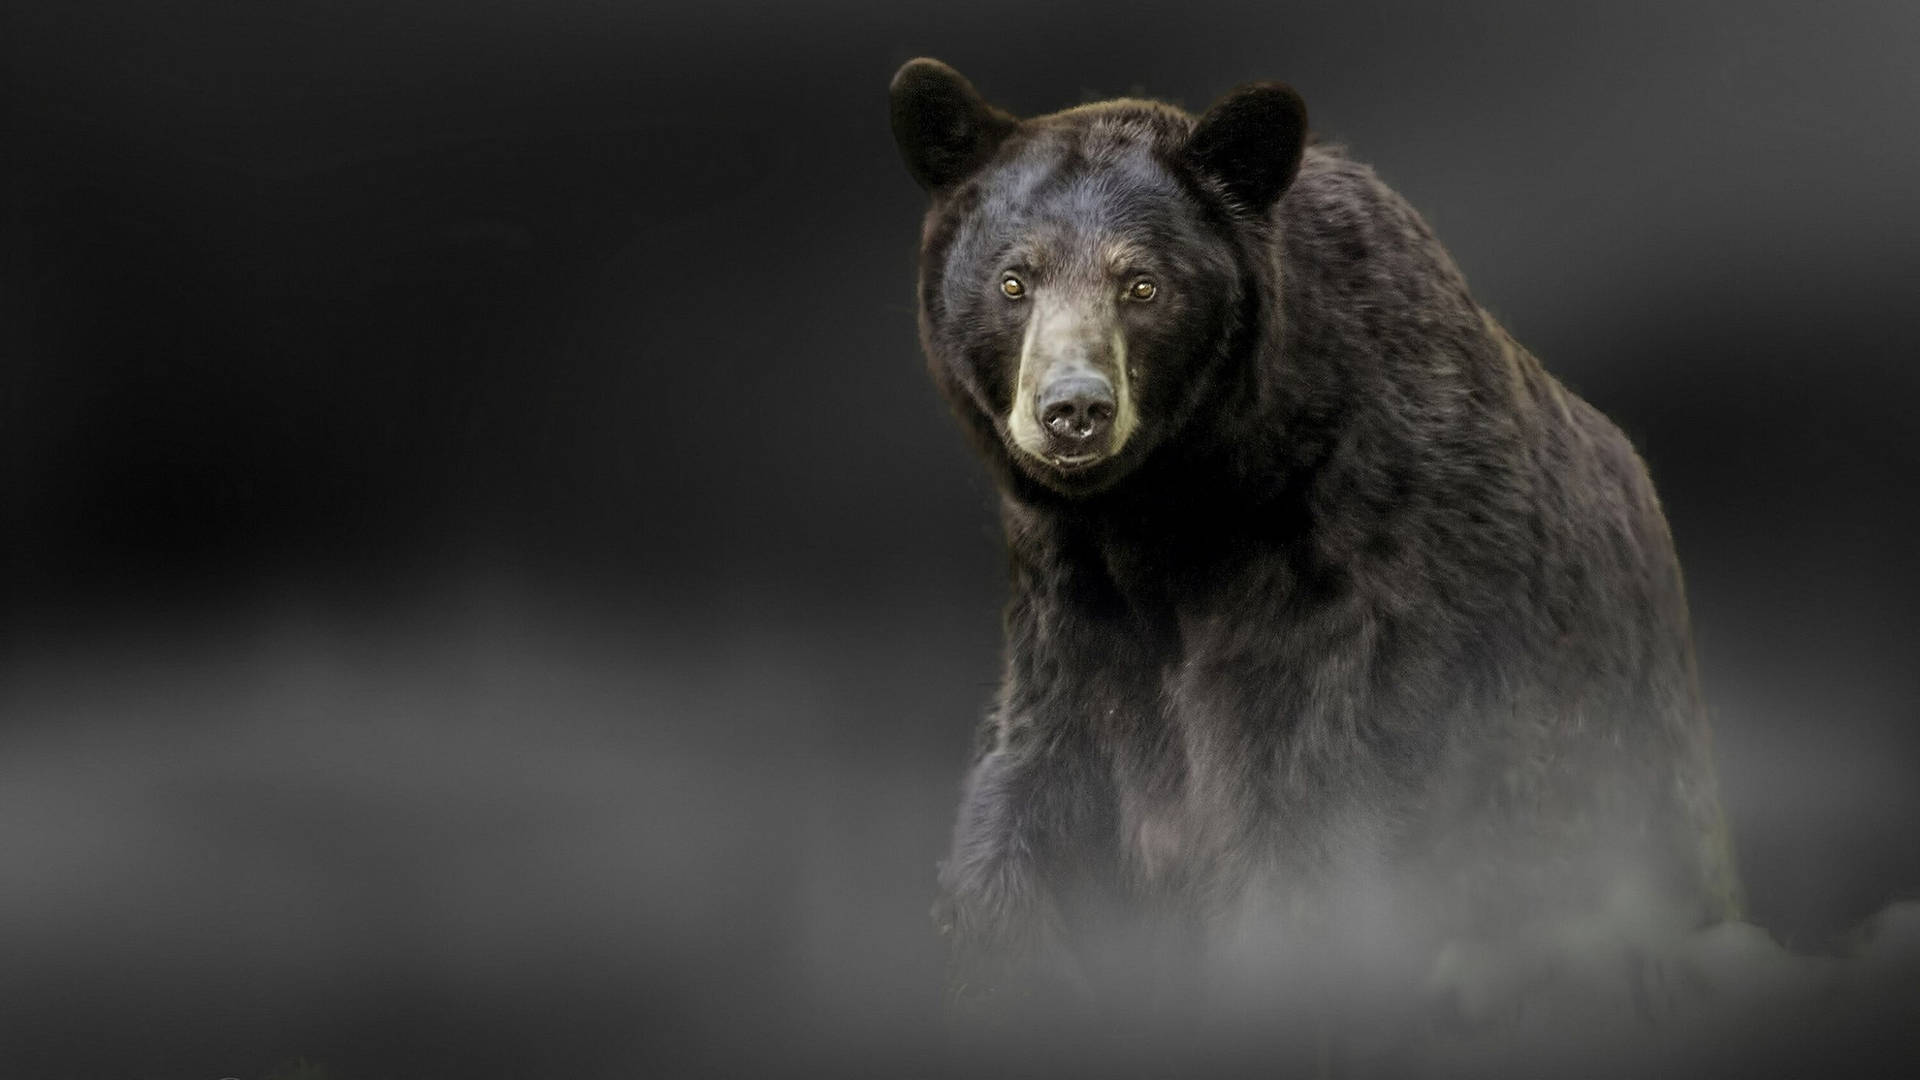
[{"left": 1003, "top": 290, "right": 1141, "bottom": 484}]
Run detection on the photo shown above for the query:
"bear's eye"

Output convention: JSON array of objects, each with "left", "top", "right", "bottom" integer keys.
[
  {"left": 1128, "top": 279, "right": 1157, "bottom": 302},
  {"left": 1000, "top": 275, "right": 1026, "bottom": 300}
]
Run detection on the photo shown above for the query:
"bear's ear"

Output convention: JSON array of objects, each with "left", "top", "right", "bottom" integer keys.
[
  {"left": 1182, "top": 82, "right": 1308, "bottom": 214},
  {"left": 890, "top": 59, "right": 1019, "bottom": 192}
]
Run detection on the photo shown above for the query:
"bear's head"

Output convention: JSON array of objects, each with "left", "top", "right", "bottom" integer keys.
[{"left": 891, "top": 59, "right": 1307, "bottom": 498}]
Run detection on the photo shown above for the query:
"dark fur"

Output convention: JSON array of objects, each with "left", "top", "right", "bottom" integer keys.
[{"left": 893, "top": 61, "right": 1741, "bottom": 1011}]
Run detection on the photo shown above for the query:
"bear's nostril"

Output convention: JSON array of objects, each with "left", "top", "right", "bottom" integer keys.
[{"left": 1044, "top": 403, "right": 1098, "bottom": 440}]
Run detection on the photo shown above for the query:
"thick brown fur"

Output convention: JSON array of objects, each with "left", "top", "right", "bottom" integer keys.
[{"left": 892, "top": 60, "right": 1741, "bottom": 1022}]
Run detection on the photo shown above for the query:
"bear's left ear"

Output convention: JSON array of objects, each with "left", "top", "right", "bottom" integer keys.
[
  {"left": 1182, "top": 82, "right": 1308, "bottom": 214},
  {"left": 890, "top": 59, "right": 1019, "bottom": 192}
]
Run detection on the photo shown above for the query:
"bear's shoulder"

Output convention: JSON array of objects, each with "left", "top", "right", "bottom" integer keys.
[{"left": 1276, "top": 144, "right": 1475, "bottom": 321}]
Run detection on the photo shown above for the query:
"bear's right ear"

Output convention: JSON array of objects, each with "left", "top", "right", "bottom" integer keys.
[{"left": 889, "top": 59, "right": 1018, "bottom": 192}]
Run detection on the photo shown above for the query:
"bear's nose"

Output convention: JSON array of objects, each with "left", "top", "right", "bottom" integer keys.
[{"left": 1038, "top": 374, "right": 1117, "bottom": 444}]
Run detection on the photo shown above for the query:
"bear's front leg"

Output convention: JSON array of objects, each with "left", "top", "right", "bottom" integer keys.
[{"left": 936, "top": 740, "right": 1092, "bottom": 1018}]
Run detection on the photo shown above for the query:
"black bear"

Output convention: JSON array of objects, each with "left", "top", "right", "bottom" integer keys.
[{"left": 889, "top": 58, "right": 1741, "bottom": 1034}]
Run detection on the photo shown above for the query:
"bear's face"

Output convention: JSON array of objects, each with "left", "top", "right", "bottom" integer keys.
[
  {"left": 891, "top": 60, "right": 1307, "bottom": 498},
  {"left": 930, "top": 130, "right": 1242, "bottom": 495}
]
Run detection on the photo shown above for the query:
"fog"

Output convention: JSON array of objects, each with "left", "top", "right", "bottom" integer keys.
[
  {"left": 5, "top": 591, "right": 1916, "bottom": 1077},
  {"left": 4, "top": 1, "right": 1918, "bottom": 1076}
]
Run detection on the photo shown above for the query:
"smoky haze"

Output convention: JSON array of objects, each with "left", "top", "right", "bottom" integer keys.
[{"left": 2, "top": 1, "right": 1918, "bottom": 1077}]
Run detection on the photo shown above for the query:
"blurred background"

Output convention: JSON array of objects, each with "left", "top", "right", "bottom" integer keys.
[{"left": 3, "top": 1, "right": 1917, "bottom": 1076}]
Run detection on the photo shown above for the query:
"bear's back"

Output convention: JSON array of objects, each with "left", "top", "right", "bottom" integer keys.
[{"left": 1255, "top": 146, "right": 1738, "bottom": 926}]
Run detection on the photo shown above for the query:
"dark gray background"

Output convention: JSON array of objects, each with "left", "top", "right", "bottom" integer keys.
[{"left": 3, "top": 1, "right": 1917, "bottom": 1076}]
